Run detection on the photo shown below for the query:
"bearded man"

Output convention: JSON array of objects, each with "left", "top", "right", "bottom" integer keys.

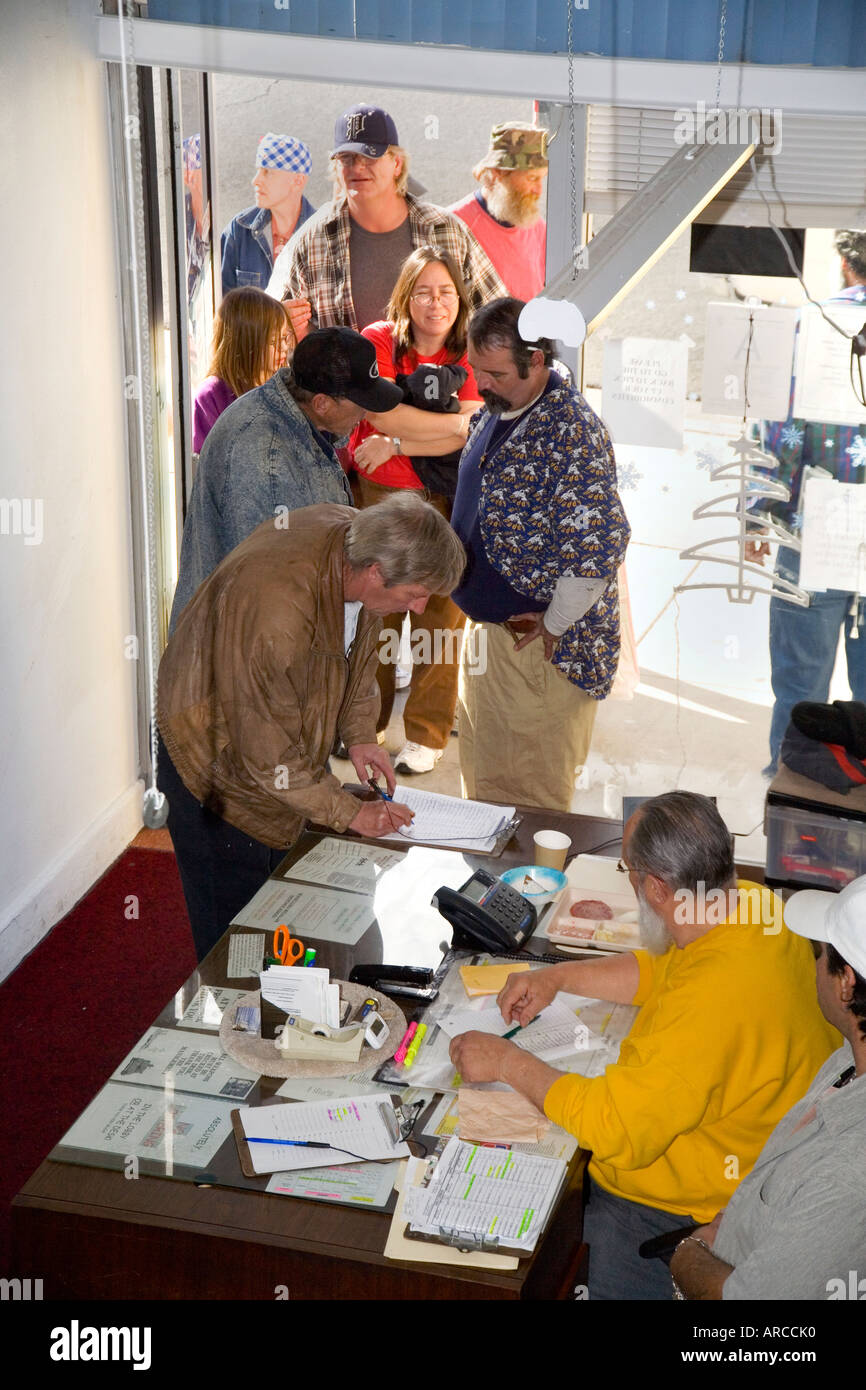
[
  {"left": 449, "top": 791, "right": 838, "bottom": 1300},
  {"left": 450, "top": 122, "right": 548, "bottom": 301}
]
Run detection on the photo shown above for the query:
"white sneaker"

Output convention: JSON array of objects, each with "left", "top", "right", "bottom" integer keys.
[{"left": 394, "top": 741, "right": 443, "bottom": 774}]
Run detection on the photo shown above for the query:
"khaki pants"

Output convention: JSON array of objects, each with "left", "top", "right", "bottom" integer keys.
[
  {"left": 356, "top": 474, "right": 465, "bottom": 750},
  {"left": 458, "top": 620, "right": 598, "bottom": 811}
]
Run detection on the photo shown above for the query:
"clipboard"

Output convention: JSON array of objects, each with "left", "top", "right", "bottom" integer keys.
[
  {"left": 398, "top": 1138, "right": 568, "bottom": 1257},
  {"left": 230, "top": 1095, "right": 411, "bottom": 1179}
]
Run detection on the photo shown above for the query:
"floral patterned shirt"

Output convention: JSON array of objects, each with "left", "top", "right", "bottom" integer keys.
[{"left": 456, "top": 376, "right": 630, "bottom": 698}]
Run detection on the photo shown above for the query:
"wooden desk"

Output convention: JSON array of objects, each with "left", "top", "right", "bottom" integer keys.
[{"left": 12, "top": 808, "right": 620, "bottom": 1301}]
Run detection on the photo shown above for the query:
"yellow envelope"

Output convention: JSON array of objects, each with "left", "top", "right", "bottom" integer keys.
[{"left": 459, "top": 961, "right": 532, "bottom": 997}]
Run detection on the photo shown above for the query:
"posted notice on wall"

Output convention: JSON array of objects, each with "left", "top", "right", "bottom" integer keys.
[
  {"left": 602, "top": 337, "right": 688, "bottom": 449},
  {"left": 793, "top": 302, "right": 866, "bottom": 424},
  {"left": 799, "top": 477, "right": 866, "bottom": 593},
  {"left": 701, "top": 302, "right": 797, "bottom": 419}
]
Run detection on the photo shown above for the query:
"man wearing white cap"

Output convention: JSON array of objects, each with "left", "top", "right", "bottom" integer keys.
[
  {"left": 670, "top": 875, "right": 866, "bottom": 1300},
  {"left": 221, "top": 133, "right": 316, "bottom": 298}
]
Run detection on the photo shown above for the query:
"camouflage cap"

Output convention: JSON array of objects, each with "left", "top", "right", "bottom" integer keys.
[{"left": 474, "top": 122, "right": 549, "bottom": 174}]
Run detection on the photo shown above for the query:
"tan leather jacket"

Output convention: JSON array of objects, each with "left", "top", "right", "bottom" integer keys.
[{"left": 158, "top": 505, "right": 381, "bottom": 849}]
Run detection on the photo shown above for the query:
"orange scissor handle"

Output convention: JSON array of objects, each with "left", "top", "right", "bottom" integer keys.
[{"left": 273, "top": 924, "right": 305, "bottom": 966}]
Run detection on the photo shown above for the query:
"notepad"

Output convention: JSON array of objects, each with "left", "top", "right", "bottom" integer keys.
[{"left": 459, "top": 962, "right": 532, "bottom": 997}]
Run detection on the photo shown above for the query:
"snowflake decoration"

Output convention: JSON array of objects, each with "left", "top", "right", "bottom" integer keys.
[
  {"left": 695, "top": 449, "right": 721, "bottom": 473},
  {"left": 846, "top": 434, "right": 866, "bottom": 469},
  {"left": 683, "top": 314, "right": 694, "bottom": 325},
  {"left": 780, "top": 423, "right": 804, "bottom": 449},
  {"left": 675, "top": 289, "right": 686, "bottom": 301},
  {"left": 616, "top": 460, "right": 643, "bottom": 491}
]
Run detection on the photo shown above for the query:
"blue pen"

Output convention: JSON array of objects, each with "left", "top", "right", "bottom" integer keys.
[
  {"left": 246, "top": 1138, "right": 331, "bottom": 1147},
  {"left": 367, "top": 777, "right": 393, "bottom": 803}
]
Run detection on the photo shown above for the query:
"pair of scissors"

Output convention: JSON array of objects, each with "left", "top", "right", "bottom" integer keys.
[{"left": 273, "top": 923, "right": 305, "bottom": 967}]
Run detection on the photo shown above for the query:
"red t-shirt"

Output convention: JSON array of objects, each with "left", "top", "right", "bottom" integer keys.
[{"left": 348, "top": 321, "right": 480, "bottom": 490}]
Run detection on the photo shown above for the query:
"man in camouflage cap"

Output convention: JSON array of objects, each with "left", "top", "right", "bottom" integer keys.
[{"left": 450, "top": 121, "right": 548, "bottom": 301}]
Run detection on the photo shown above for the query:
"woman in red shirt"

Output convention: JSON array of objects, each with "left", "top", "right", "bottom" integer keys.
[{"left": 349, "top": 247, "right": 481, "bottom": 774}]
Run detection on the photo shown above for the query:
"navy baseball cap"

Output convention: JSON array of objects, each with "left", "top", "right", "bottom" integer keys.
[
  {"left": 333, "top": 105, "right": 399, "bottom": 159},
  {"left": 292, "top": 329, "right": 403, "bottom": 412}
]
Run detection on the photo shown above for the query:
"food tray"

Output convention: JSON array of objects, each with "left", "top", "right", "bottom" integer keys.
[{"left": 546, "top": 887, "right": 642, "bottom": 953}]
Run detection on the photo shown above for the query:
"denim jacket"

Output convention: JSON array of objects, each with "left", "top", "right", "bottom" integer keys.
[
  {"left": 220, "top": 199, "right": 315, "bottom": 296},
  {"left": 169, "top": 369, "right": 352, "bottom": 633}
]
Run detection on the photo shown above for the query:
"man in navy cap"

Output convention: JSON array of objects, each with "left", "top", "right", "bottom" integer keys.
[
  {"left": 267, "top": 104, "right": 505, "bottom": 333},
  {"left": 221, "top": 132, "right": 316, "bottom": 299}
]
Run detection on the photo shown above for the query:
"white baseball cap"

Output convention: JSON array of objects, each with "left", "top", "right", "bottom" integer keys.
[{"left": 784, "top": 876, "right": 866, "bottom": 977}]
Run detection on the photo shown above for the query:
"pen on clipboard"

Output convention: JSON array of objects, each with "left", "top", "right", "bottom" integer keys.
[{"left": 246, "top": 1138, "right": 331, "bottom": 1148}]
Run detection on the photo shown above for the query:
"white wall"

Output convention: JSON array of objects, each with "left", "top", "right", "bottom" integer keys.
[{"left": 0, "top": 0, "right": 142, "bottom": 979}]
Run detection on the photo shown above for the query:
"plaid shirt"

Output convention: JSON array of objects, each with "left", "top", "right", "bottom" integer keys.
[{"left": 267, "top": 192, "right": 506, "bottom": 329}]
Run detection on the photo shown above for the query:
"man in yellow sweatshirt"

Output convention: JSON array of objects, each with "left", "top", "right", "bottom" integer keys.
[{"left": 450, "top": 791, "right": 839, "bottom": 1299}]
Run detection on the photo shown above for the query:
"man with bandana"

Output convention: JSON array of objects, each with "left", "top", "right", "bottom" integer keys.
[{"left": 221, "top": 132, "right": 315, "bottom": 298}]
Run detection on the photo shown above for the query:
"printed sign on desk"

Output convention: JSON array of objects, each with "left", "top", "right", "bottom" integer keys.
[{"left": 602, "top": 337, "right": 687, "bottom": 450}]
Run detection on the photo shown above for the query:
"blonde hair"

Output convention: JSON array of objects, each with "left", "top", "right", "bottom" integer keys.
[
  {"left": 345, "top": 491, "right": 465, "bottom": 593},
  {"left": 329, "top": 145, "right": 411, "bottom": 198},
  {"left": 208, "top": 288, "right": 293, "bottom": 398},
  {"left": 386, "top": 246, "right": 471, "bottom": 364}
]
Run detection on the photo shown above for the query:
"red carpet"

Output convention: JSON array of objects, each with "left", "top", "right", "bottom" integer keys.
[{"left": 0, "top": 844, "right": 196, "bottom": 1274}]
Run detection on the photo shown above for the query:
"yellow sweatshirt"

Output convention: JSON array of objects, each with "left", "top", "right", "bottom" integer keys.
[{"left": 543, "top": 882, "right": 839, "bottom": 1222}]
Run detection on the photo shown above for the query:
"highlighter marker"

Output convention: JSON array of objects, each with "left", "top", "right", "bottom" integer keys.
[
  {"left": 402, "top": 1023, "right": 428, "bottom": 1070},
  {"left": 393, "top": 1021, "right": 418, "bottom": 1066}
]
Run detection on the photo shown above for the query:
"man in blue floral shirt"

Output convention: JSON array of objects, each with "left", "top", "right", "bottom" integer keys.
[
  {"left": 451, "top": 298, "right": 629, "bottom": 810},
  {"left": 749, "top": 230, "right": 866, "bottom": 775}
]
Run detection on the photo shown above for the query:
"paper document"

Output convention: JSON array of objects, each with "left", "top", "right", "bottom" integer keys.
[
  {"left": 436, "top": 998, "right": 593, "bottom": 1063},
  {"left": 404, "top": 1137, "right": 565, "bottom": 1253},
  {"left": 238, "top": 1095, "right": 411, "bottom": 1174},
  {"left": 57, "top": 1082, "right": 235, "bottom": 1169},
  {"left": 227, "top": 932, "right": 266, "bottom": 979},
  {"left": 266, "top": 1159, "right": 400, "bottom": 1208},
  {"left": 259, "top": 964, "right": 340, "bottom": 1027},
  {"left": 231, "top": 878, "right": 374, "bottom": 945},
  {"left": 111, "top": 1027, "right": 260, "bottom": 1101},
  {"left": 793, "top": 302, "right": 866, "bottom": 424},
  {"left": 277, "top": 1074, "right": 393, "bottom": 1102},
  {"left": 378, "top": 786, "right": 515, "bottom": 853},
  {"left": 799, "top": 479, "right": 866, "bottom": 594},
  {"left": 286, "top": 838, "right": 405, "bottom": 894}
]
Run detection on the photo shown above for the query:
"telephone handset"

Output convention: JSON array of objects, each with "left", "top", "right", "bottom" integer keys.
[{"left": 432, "top": 868, "right": 537, "bottom": 954}]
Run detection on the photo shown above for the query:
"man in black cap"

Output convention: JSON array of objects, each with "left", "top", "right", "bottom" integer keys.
[
  {"left": 267, "top": 103, "right": 505, "bottom": 332},
  {"left": 169, "top": 327, "right": 403, "bottom": 632}
]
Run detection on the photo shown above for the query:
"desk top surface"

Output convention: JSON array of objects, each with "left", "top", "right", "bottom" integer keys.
[{"left": 18, "top": 806, "right": 620, "bottom": 1294}]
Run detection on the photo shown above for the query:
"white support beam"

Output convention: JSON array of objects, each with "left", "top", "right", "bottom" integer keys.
[
  {"left": 95, "top": 17, "right": 866, "bottom": 117},
  {"left": 544, "top": 139, "right": 756, "bottom": 335}
]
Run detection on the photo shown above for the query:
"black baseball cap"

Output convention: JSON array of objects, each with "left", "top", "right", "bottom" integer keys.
[
  {"left": 333, "top": 105, "right": 399, "bottom": 159},
  {"left": 292, "top": 328, "right": 403, "bottom": 412}
]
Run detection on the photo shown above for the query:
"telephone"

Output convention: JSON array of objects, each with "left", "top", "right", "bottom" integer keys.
[{"left": 432, "top": 868, "right": 537, "bottom": 954}]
